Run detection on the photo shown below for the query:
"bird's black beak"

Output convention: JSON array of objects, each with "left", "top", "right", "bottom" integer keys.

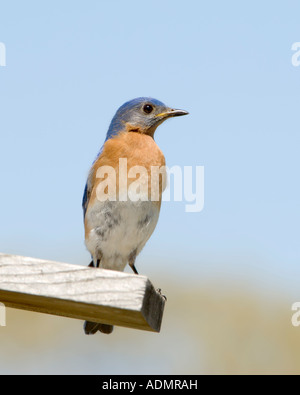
[
  {"left": 156, "top": 108, "right": 189, "bottom": 119},
  {"left": 167, "top": 109, "right": 189, "bottom": 117}
]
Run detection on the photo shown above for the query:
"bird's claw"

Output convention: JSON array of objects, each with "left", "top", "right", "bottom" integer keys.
[{"left": 156, "top": 288, "right": 167, "bottom": 301}]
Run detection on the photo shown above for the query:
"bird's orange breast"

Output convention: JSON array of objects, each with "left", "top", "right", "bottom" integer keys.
[{"left": 88, "top": 132, "right": 166, "bottom": 208}]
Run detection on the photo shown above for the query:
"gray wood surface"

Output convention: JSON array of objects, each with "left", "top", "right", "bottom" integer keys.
[{"left": 0, "top": 253, "right": 165, "bottom": 332}]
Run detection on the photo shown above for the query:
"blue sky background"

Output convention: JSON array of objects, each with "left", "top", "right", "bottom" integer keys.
[{"left": 0, "top": 1, "right": 300, "bottom": 296}]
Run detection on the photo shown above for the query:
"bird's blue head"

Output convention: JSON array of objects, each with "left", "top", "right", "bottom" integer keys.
[{"left": 105, "top": 97, "right": 188, "bottom": 141}]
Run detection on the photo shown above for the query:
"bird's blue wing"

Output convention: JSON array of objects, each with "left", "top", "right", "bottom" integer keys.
[
  {"left": 83, "top": 121, "right": 119, "bottom": 220},
  {"left": 82, "top": 143, "right": 106, "bottom": 220},
  {"left": 82, "top": 182, "right": 89, "bottom": 220}
]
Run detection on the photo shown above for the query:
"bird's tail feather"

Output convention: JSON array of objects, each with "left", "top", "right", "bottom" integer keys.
[{"left": 84, "top": 320, "right": 114, "bottom": 335}]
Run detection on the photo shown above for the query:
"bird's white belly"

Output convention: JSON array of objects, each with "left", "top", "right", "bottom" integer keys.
[{"left": 85, "top": 200, "right": 160, "bottom": 271}]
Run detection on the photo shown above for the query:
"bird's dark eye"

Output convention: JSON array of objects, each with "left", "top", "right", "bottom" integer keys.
[{"left": 143, "top": 104, "right": 154, "bottom": 114}]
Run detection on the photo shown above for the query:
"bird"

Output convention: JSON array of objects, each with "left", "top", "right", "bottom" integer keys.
[{"left": 82, "top": 97, "right": 188, "bottom": 334}]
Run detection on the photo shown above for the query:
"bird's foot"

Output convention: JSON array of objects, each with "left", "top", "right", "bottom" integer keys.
[
  {"left": 88, "top": 259, "right": 100, "bottom": 268},
  {"left": 156, "top": 288, "right": 167, "bottom": 301}
]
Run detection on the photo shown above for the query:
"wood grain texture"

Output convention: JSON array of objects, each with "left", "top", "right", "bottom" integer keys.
[{"left": 0, "top": 253, "right": 165, "bottom": 332}]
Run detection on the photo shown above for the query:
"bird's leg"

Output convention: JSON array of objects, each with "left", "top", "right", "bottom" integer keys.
[
  {"left": 128, "top": 249, "right": 139, "bottom": 275},
  {"left": 130, "top": 264, "right": 139, "bottom": 275},
  {"left": 95, "top": 251, "right": 103, "bottom": 268}
]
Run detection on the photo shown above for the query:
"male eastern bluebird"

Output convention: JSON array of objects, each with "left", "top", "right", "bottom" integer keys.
[{"left": 82, "top": 97, "right": 188, "bottom": 335}]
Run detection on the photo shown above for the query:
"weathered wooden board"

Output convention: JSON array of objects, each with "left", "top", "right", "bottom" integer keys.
[{"left": 0, "top": 253, "right": 165, "bottom": 332}]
